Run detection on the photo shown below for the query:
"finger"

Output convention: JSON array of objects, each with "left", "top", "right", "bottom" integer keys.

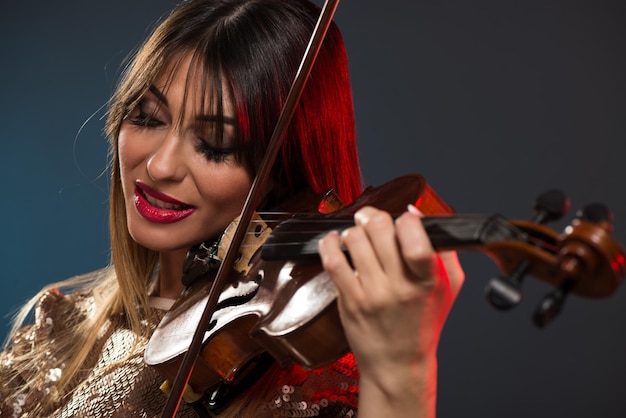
[
  {"left": 395, "top": 209, "right": 438, "bottom": 282},
  {"left": 351, "top": 206, "right": 404, "bottom": 277},
  {"left": 339, "top": 224, "right": 389, "bottom": 298},
  {"left": 318, "top": 230, "right": 366, "bottom": 305},
  {"left": 404, "top": 205, "right": 464, "bottom": 296}
]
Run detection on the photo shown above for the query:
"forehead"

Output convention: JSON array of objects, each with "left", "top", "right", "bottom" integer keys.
[{"left": 153, "top": 52, "right": 233, "bottom": 115}]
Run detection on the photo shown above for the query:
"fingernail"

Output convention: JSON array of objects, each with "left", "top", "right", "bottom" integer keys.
[
  {"left": 319, "top": 230, "right": 338, "bottom": 245},
  {"left": 407, "top": 204, "right": 424, "bottom": 217}
]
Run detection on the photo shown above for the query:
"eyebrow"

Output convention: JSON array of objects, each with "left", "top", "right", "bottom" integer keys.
[
  {"left": 148, "top": 85, "right": 237, "bottom": 125},
  {"left": 149, "top": 85, "right": 169, "bottom": 106}
]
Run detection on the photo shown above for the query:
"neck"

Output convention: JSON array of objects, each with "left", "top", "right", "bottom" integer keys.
[{"left": 158, "top": 249, "right": 188, "bottom": 299}]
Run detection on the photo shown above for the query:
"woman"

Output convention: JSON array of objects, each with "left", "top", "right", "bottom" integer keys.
[{"left": 0, "top": 0, "right": 463, "bottom": 416}]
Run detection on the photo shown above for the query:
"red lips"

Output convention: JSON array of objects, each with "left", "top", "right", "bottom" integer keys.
[{"left": 133, "top": 180, "right": 195, "bottom": 224}]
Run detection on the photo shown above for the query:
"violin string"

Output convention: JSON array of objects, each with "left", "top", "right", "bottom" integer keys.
[
  {"left": 255, "top": 211, "right": 399, "bottom": 216},
  {"left": 221, "top": 221, "right": 456, "bottom": 251},
  {"left": 223, "top": 214, "right": 529, "bottom": 252},
  {"left": 218, "top": 215, "right": 549, "bottom": 254},
  {"left": 248, "top": 217, "right": 438, "bottom": 246}
]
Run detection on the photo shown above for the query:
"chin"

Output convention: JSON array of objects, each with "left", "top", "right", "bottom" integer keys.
[
  {"left": 127, "top": 227, "right": 197, "bottom": 253},
  {"left": 126, "top": 214, "right": 208, "bottom": 251}
]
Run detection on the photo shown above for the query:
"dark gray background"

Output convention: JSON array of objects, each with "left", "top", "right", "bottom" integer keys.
[{"left": 1, "top": 1, "right": 625, "bottom": 417}]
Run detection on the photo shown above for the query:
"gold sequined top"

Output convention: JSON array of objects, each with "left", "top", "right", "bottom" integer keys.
[{"left": 0, "top": 283, "right": 359, "bottom": 417}]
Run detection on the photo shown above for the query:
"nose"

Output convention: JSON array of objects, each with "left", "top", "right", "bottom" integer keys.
[{"left": 146, "top": 130, "right": 187, "bottom": 182}]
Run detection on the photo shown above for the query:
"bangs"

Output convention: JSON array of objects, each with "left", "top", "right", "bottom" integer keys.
[
  {"left": 123, "top": 45, "right": 244, "bottom": 161},
  {"left": 188, "top": 47, "right": 244, "bottom": 161}
]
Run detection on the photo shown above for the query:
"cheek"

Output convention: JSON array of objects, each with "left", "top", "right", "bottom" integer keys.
[
  {"left": 199, "top": 166, "right": 252, "bottom": 208},
  {"left": 117, "top": 128, "right": 142, "bottom": 173},
  {"left": 230, "top": 172, "right": 253, "bottom": 203}
]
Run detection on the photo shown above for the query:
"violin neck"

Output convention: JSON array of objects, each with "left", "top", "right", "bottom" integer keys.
[
  {"left": 423, "top": 214, "right": 523, "bottom": 250},
  {"left": 261, "top": 214, "right": 524, "bottom": 261}
]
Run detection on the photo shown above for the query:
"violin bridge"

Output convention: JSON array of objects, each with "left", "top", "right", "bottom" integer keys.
[{"left": 218, "top": 212, "right": 272, "bottom": 276}]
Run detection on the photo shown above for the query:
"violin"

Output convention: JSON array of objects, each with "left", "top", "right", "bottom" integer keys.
[{"left": 144, "top": 173, "right": 625, "bottom": 407}]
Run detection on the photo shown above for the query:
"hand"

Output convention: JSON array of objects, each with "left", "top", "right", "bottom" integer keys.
[{"left": 318, "top": 205, "right": 464, "bottom": 416}]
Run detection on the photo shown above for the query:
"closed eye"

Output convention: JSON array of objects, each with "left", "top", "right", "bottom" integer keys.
[
  {"left": 194, "top": 140, "right": 235, "bottom": 163},
  {"left": 125, "top": 102, "right": 165, "bottom": 128}
]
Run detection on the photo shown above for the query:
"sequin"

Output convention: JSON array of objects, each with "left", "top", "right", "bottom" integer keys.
[
  {"left": 1, "top": 282, "right": 360, "bottom": 417},
  {"left": 45, "top": 367, "right": 62, "bottom": 383},
  {"left": 0, "top": 289, "right": 198, "bottom": 418}
]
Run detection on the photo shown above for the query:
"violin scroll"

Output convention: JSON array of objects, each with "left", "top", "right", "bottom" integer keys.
[
  {"left": 485, "top": 193, "right": 625, "bottom": 327},
  {"left": 531, "top": 203, "right": 618, "bottom": 327}
]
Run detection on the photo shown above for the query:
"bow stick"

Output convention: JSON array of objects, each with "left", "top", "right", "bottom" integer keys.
[{"left": 160, "top": 0, "right": 342, "bottom": 416}]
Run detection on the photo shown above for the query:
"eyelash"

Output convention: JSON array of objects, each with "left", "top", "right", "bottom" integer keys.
[
  {"left": 194, "top": 140, "right": 234, "bottom": 163},
  {"left": 126, "top": 106, "right": 163, "bottom": 128}
]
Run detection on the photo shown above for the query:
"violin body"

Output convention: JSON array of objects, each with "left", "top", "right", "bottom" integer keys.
[
  {"left": 145, "top": 173, "right": 625, "bottom": 395},
  {"left": 145, "top": 174, "right": 452, "bottom": 393}
]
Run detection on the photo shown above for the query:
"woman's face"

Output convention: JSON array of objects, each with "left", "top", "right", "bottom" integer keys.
[{"left": 118, "top": 55, "right": 252, "bottom": 253}]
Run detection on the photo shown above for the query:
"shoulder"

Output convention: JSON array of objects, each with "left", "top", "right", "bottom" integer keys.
[
  {"left": 34, "top": 268, "right": 114, "bottom": 337},
  {"left": 32, "top": 288, "right": 94, "bottom": 344},
  {"left": 3, "top": 267, "right": 110, "bottom": 353},
  {"left": 3, "top": 290, "right": 95, "bottom": 359},
  {"left": 0, "top": 270, "right": 106, "bottom": 415}
]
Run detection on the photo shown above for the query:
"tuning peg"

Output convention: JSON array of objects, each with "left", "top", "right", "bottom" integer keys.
[
  {"left": 532, "top": 189, "right": 570, "bottom": 224},
  {"left": 532, "top": 279, "right": 575, "bottom": 328},
  {"left": 575, "top": 203, "right": 613, "bottom": 225},
  {"left": 485, "top": 260, "right": 529, "bottom": 310}
]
